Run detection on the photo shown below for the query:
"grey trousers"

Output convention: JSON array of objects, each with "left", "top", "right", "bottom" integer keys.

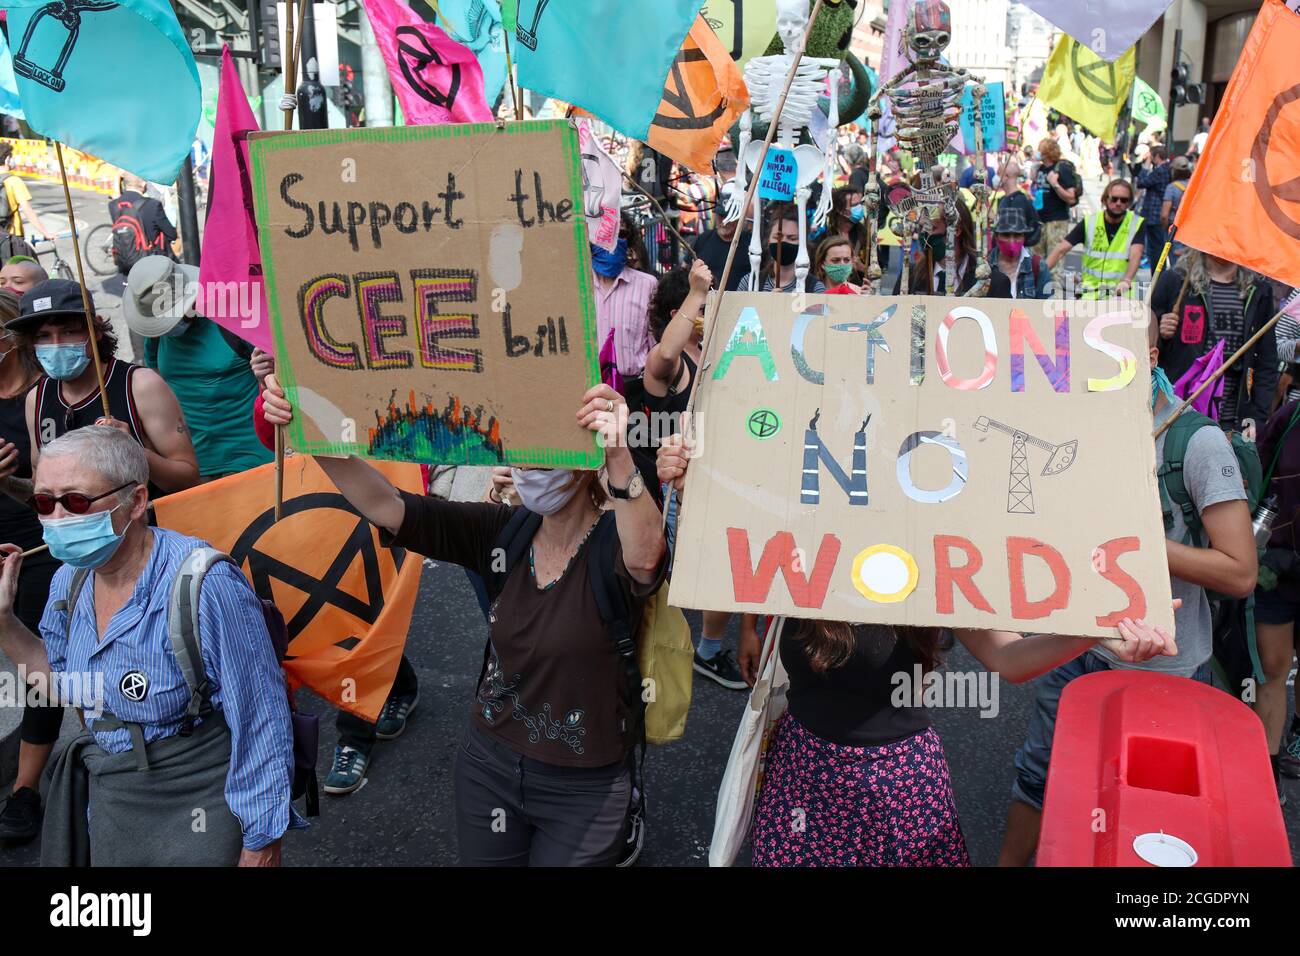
[{"left": 453, "top": 724, "right": 631, "bottom": 867}]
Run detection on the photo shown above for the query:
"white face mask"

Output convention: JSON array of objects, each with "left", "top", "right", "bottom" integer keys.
[{"left": 510, "top": 468, "right": 581, "bottom": 516}]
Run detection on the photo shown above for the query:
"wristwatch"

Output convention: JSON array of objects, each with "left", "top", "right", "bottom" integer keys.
[{"left": 608, "top": 470, "right": 645, "bottom": 501}]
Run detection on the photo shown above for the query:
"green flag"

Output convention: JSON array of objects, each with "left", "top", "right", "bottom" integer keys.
[
  {"left": 1132, "top": 77, "right": 1165, "bottom": 127},
  {"left": 501, "top": 0, "right": 517, "bottom": 33}
]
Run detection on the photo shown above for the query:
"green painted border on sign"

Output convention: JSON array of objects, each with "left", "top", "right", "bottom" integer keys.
[{"left": 248, "top": 120, "right": 603, "bottom": 470}]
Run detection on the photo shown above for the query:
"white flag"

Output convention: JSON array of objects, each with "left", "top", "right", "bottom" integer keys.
[
  {"left": 576, "top": 119, "right": 624, "bottom": 252},
  {"left": 1019, "top": 0, "right": 1174, "bottom": 62}
]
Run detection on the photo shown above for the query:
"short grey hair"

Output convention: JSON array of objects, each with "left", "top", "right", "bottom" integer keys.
[{"left": 39, "top": 425, "right": 148, "bottom": 501}]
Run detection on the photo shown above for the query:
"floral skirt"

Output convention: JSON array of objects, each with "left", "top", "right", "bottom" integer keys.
[{"left": 751, "top": 713, "right": 971, "bottom": 867}]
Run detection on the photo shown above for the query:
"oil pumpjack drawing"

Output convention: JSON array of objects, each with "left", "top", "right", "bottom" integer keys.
[{"left": 972, "top": 417, "right": 1078, "bottom": 515}]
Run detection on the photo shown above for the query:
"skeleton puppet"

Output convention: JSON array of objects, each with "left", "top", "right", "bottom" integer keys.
[
  {"left": 728, "top": 0, "right": 845, "bottom": 290},
  {"left": 862, "top": 0, "right": 991, "bottom": 296}
]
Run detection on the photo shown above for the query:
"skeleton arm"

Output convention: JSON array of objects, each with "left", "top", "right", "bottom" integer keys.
[{"left": 812, "top": 67, "right": 840, "bottom": 230}]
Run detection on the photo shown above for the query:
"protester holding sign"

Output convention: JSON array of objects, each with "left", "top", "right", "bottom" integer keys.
[
  {"left": 658, "top": 435, "right": 1177, "bottom": 867},
  {"left": 261, "top": 376, "right": 668, "bottom": 866},
  {"left": 999, "top": 319, "right": 1258, "bottom": 865}
]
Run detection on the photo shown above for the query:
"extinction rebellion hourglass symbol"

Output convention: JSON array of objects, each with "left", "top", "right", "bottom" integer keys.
[
  {"left": 517, "top": 0, "right": 550, "bottom": 51},
  {"left": 13, "top": 0, "right": 120, "bottom": 93}
]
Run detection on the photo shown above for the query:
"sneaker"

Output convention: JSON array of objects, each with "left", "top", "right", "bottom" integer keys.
[
  {"left": 1280, "top": 731, "right": 1300, "bottom": 780},
  {"left": 693, "top": 648, "right": 747, "bottom": 690},
  {"left": 323, "top": 746, "right": 369, "bottom": 795},
  {"left": 0, "top": 787, "right": 42, "bottom": 843},
  {"left": 375, "top": 689, "right": 419, "bottom": 740},
  {"left": 616, "top": 788, "right": 646, "bottom": 868}
]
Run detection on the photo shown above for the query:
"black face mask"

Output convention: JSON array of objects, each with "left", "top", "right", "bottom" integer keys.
[{"left": 768, "top": 241, "right": 799, "bottom": 267}]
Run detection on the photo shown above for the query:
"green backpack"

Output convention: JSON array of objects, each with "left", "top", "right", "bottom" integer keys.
[{"left": 1157, "top": 410, "right": 1263, "bottom": 547}]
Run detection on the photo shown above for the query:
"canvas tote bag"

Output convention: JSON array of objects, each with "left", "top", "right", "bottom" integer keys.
[{"left": 709, "top": 616, "right": 790, "bottom": 867}]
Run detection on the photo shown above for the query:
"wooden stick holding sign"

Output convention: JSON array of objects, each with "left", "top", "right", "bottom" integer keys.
[
  {"left": 661, "top": 0, "right": 828, "bottom": 530},
  {"left": 273, "top": 0, "right": 308, "bottom": 522},
  {"left": 53, "top": 143, "right": 110, "bottom": 420}
]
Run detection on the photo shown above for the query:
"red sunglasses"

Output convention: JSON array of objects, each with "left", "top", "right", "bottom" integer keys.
[{"left": 29, "top": 481, "right": 137, "bottom": 517}]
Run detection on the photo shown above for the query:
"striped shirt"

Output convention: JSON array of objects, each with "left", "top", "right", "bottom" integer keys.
[
  {"left": 594, "top": 267, "right": 658, "bottom": 378},
  {"left": 736, "top": 272, "right": 827, "bottom": 293},
  {"left": 40, "top": 527, "right": 306, "bottom": 850},
  {"left": 1209, "top": 281, "right": 1248, "bottom": 425}
]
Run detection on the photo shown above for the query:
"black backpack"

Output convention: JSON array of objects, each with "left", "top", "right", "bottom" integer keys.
[
  {"left": 110, "top": 194, "right": 168, "bottom": 275},
  {"left": 481, "top": 508, "right": 648, "bottom": 864}
]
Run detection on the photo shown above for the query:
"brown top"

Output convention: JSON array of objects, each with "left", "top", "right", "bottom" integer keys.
[{"left": 384, "top": 492, "right": 662, "bottom": 768}]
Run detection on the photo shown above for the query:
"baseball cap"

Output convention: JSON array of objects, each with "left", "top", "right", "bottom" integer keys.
[{"left": 8, "top": 279, "right": 95, "bottom": 332}]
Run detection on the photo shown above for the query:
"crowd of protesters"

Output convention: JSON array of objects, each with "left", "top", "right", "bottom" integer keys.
[{"left": 0, "top": 117, "right": 1293, "bottom": 869}]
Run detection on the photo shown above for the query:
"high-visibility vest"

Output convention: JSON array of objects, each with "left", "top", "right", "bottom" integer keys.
[{"left": 1080, "top": 209, "right": 1143, "bottom": 298}]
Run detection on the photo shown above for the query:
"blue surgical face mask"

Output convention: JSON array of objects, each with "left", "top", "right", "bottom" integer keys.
[
  {"left": 35, "top": 343, "right": 91, "bottom": 381},
  {"left": 591, "top": 239, "right": 628, "bottom": 278},
  {"left": 40, "top": 503, "right": 127, "bottom": 569},
  {"left": 849, "top": 204, "right": 866, "bottom": 223}
]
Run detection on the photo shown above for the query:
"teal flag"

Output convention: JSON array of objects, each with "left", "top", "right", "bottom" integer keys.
[
  {"left": 434, "top": 0, "right": 509, "bottom": 107},
  {"left": 6, "top": 0, "right": 201, "bottom": 183},
  {"left": 0, "top": 34, "right": 24, "bottom": 120},
  {"left": 514, "top": 0, "right": 702, "bottom": 139}
]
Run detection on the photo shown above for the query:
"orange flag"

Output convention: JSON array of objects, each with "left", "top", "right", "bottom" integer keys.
[
  {"left": 1174, "top": 0, "right": 1300, "bottom": 285},
  {"left": 645, "top": 16, "right": 750, "bottom": 174},
  {"left": 153, "top": 457, "right": 423, "bottom": 721}
]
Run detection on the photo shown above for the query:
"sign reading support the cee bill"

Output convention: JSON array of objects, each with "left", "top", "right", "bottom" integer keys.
[
  {"left": 249, "top": 120, "right": 602, "bottom": 468},
  {"left": 670, "top": 293, "right": 1174, "bottom": 639}
]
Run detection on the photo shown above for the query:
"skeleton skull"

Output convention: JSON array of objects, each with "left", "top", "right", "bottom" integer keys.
[
  {"left": 906, "top": 0, "right": 952, "bottom": 62},
  {"left": 775, "top": 0, "right": 811, "bottom": 52}
]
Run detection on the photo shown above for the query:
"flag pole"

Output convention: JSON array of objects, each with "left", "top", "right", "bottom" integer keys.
[
  {"left": 620, "top": 170, "right": 696, "bottom": 261},
  {"left": 502, "top": 26, "right": 521, "bottom": 118},
  {"left": 1153, "top": 301, "right": 1290, "bottom": 440},
  {"left": 53, "top": 143, "right": 111, "bottom": 420},
  {"left": 665, "top": 0, "right": 827, "bottom": 530},
  {"left": 986, "top": 91, "right": 1036, "bottom": 239}
]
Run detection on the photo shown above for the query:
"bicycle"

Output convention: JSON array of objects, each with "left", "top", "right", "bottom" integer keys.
[
  {"left": 81, "top": 221, "right": 117, "bottom": 276},
  {"left": 31, "top": 234, "right": 75, "bottom": 281}
]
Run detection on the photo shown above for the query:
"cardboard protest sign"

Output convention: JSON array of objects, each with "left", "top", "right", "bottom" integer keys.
[
  {"left": 670, "top": 293, "right": 1174, "bottom": 639},
  {"left": 758, "top": 147, "right": 797, "bottom": 201},
  {"left": 249, "top": 120, "right": 602, "bottom": 469},
  {"left": 958, "top": 82, "right": 1006, "bottom": 154}
]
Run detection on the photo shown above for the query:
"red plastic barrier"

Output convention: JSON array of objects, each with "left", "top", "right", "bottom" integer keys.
[{"left": 1037, "top": 670, "right": 1290, "bottom": 867}]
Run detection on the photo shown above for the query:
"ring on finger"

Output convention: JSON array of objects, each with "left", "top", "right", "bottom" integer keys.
[{"left": 605, "top": 399, "right": 615, "bottom": 413}]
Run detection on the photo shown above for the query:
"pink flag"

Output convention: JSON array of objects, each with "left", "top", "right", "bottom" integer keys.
[
  {"left": 360, "top": 0, "right": 492, "bottom": 125},
  {"left": 197, "top": 45, "right": 271, "bottom": 352}
]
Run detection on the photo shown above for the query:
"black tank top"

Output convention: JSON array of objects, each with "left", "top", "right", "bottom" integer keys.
[
  {"left": 642, "top": 351, "right": 697, "bottom": 439},
  {"left": 33, "top": 358, "right": 166, "bottom": 500}
]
